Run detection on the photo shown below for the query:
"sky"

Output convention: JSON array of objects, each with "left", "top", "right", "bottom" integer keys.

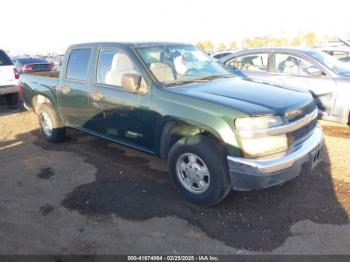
[{"left": 1, "top": 0, "right": 349, "bottom": 54}]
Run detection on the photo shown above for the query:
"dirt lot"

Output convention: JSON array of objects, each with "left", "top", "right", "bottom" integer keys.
[{"left": 0, "top": 102, "right": 350, "bottom": 255}]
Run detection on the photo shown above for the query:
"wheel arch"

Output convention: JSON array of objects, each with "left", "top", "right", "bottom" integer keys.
[
  {"left": 32, "top": 94, "right": 65, "bottom": 127},
  {"left": 158, "top": 120, "right": 226, "bottom": 160},
  {"left": 32, "top": 94, "right": 52, "bottom": 113}
]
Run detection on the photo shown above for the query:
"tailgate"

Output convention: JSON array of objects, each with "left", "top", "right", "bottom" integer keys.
[{"left": 0, "top": 65, "right": 16, "bottom": 86}]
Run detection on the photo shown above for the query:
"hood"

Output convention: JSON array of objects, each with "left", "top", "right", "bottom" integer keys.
[{"left": 169, "top": 78, "right": 313, "bottom": 115}]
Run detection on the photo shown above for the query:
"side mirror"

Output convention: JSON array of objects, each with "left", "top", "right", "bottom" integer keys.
[
  {"left": 121, "top": 73, "right": 142, "bottom": 93},
  {"left": 312, "top": 71, "right": 324, "bottom": 77},
  {"left": 307, "top": 66, "right": 324, "bottom": 77}
]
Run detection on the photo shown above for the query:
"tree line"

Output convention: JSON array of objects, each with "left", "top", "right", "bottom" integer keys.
[{"left": 196, "top": 33, "right": 349, "bottom": 51}]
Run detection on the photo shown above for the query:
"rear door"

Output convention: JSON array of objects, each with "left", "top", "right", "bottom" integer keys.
[
  {"left": 57, "top": 48, "right": 92, "bottom": 127},
  {"left": 223, "top": 52, "right": 272, "bottom": 82},
  {"left": 0, "top": 50, "right": 16, "bottom": 87},
  {"left": 270, "top": 52, "right": 337, "bottom": 115}
]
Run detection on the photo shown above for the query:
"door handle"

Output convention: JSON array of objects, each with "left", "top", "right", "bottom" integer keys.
[
  {"left": 59, "top": 86, "right": 71, "bottom": 94},
  {"left": 90, "top": 91, "right": 104, "bottom": 101}
]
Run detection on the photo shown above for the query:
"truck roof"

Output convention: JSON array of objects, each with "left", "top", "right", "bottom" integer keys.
[
  {"left": 232, "top": 47, "right": 317, "bottom": 54},
  {"left": 69, "top": 41, "right": 192, "bottom": 49}
]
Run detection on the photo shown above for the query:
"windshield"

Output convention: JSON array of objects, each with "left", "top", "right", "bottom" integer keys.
[
  {"left": 136, "top": 45, "right": 232, "bottom": 86},
  {"left": 309, "top": 50, "right": 350, "bottom": 76}
]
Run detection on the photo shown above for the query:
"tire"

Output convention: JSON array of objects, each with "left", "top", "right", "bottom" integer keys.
[
  {"left": 167, "top": 135, "right": 231, "bottom": 207},
  {"left": 38, "top": 104, "right": 67, "bottom": 143},
  {"left": 5, "top": 93, "right": 19, "bottom": 109}
]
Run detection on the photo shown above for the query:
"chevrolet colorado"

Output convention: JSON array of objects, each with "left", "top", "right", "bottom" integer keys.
[{"left": 20, "top": 42, "right": 324, "bottom": 206}]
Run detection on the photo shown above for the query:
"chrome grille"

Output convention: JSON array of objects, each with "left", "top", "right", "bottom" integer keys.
[
  {"left": 290, "top": 119, "right": 317, "bottom": 142},
  {"left": 286, "top": 102, "right": 318, "bottom": 144},
  {"left": 286, "top": 102, "right": 317, "bottom": 122}
]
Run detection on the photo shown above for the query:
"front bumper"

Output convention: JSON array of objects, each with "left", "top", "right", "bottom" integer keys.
[
  {"left": 227, "top": 125, "right": 324, "bottom": 191},
  {"left": 0, "top": 85, "right": 18, "bottom": 95}
]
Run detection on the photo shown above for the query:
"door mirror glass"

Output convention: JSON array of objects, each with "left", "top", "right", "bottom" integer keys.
[{"left": 121, "top": 73, "right": 142, "bottom": 93}]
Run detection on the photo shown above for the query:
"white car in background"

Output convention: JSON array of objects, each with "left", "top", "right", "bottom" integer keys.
[{"left": 0, "top": 49, "right": 19, "bottom": 108}]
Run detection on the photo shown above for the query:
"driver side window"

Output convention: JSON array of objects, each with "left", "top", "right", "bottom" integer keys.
[
  {"left": 274, "top": 53, "right": 324, "bottom": 76},
  {"left": 96, "top": 49, "right": 146, "bottom": 92}
]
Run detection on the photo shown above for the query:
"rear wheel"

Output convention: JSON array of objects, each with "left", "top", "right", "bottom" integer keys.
[
  {"left": 5, "top": 93, "right": 19, "bottom": 109},
  {"left": 167, "top": 135, "right": 231, "bottom": 207},
  {"left": 38, "top": 104, "right": 67, "bottom": 143}
]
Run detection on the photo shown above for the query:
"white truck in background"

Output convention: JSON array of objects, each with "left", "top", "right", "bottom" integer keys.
[{"left": 0, "top": 49, "right": 19, "bottom": 108}]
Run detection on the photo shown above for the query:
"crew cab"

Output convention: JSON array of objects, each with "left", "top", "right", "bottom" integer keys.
[
  {"left": 0, "top": 49, "right": 19, "bottom": 107},
  {"left": 20, "top": 42, "right": 324, "bottom": 206}
]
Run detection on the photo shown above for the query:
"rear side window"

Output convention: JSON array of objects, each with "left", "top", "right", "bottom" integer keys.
[
  {"left": 226, "top": 53, "right": 268, "bottom": 72},
  {"left": 0, "top": 50, "right": 13, "bottom": 66},
  {"left": 66, "top": 49, "right": 91, "bottom": 81}
]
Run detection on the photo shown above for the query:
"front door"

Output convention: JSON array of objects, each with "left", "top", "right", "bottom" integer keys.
[{"left": 84, "top": 48, "right": 153, "bottom": 152}]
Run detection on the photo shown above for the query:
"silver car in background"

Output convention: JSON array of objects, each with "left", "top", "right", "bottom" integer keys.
[
  {"left": 220, "top": 48, "right": 350, "bottom": 125},
  {"left": 211, "top": 50, "right": 238, "bottom": 60},
  {"left": 320, "top": 47, "right": 350, "bottom": 64}
]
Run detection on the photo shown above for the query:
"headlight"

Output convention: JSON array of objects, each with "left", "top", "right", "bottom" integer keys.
[
  {"left": 235, "top": 115, "right": 284, "bottom": 137},
  {"left": 235, "top": 115, "right": 288, "bottom": 158},
  {"left": 239, "top": 135, "right": 288, "bottom": 158}
]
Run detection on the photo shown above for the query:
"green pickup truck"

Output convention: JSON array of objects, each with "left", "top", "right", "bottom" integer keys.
[{"left": 20, "top": 42, "right": 324, "bottom": 206}]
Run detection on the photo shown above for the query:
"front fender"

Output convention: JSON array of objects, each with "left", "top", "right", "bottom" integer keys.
[{"left": 153, "top": 89, "right": 245, "bottom": 157}]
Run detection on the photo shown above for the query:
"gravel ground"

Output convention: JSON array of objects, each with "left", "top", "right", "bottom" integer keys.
[{"left": 0, "top": 103, "right": 349, "bottom": 255}]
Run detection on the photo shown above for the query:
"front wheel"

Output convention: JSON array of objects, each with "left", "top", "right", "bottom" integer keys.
[
  {"left": 167, "top": 135, "right": 231, "bottom": 207},
  {"left": 38, "top": 104, "right": 67, "bottom": 143}
]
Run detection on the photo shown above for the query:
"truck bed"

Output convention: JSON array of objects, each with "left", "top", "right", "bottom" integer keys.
[{"left": 20, "top": 71, "right": 60, "bottom": 109}]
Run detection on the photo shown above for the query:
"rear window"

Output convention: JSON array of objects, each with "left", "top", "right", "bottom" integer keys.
[
  {"left": 16, "top": 58, "right": 48, "bottom": 65},
  {"left": 0, "top": 50, "right": 13, "bottom": 66},
  {"left": 213, "top": 53, "right": 230, "bottom": 59},
  {"left": 66, "top": 49, "right": 91, "bottom": 81}
]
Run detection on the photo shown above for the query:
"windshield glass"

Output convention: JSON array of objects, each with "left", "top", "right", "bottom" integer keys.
[
  {"left": 309, "top": 50, "right": 350, "bottom": 76},
  {"left": 136, "top": 44, "right": 232, "bottom": 86}
]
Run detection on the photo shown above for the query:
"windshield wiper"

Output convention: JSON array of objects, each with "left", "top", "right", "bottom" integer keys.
[
  {"left": 167, "top": 74, "right": 233, "bottom": 87},
  {"left": 198, "top": 74, "right": 233, "bottom": 81},
  {"left": 172, "top": 79, "right": 209, "bottom": 86}
]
